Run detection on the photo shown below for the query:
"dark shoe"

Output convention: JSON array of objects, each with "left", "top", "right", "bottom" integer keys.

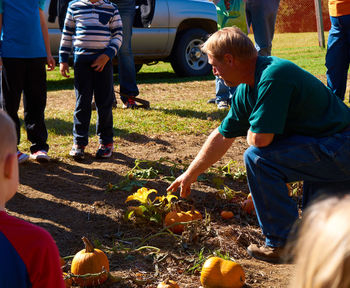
[
  {"left": 69, "top": 144, "right": 85, "bottom": 160},
  {"left": 96, "top": 143, "right": 113, "bottom": 159},
  {"left": 207, "top": 98, "right": 216, "bottom": 104},
  {"left": 247, "top": 244, "right": 284, "bottom": 264}
]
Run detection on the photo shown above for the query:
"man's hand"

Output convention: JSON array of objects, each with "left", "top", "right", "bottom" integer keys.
[
  {"left": 91, "top": 54, "right": 109, "bottom": 72},
  {"left": 60, "top": 62, "right": 70, "bottom": 78},
  {"left": 167, "top": 172, "right": 198, "bottom": 199},
  {"left": 47, "top": 55, "right": 56, "bottom": 71}
]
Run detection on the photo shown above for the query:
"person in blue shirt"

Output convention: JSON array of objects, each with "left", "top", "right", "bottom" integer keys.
[{"left": 0, "top": 0, "right": 56, "bottom": 164}]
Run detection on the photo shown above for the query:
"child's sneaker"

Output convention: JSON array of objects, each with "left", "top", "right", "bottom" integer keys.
[
  {"left": 17, "top": 151, "right": 29, "bottom": 164},
  {"left": 69, "top": 144, "right": 85, "bottom": 160},
  {"left": 30, "top": 150, "right": 50, "bottom": 162},
  {"left": 122, "top": 98, "right": 137, "bottom": 109},
  {"left": 96, "top": 143, "right": 113, "bottom": 159}
]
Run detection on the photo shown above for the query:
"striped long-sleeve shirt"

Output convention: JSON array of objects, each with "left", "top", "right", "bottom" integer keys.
[{"left": 59, "top": 0, "right": 123, "bottom": 63}]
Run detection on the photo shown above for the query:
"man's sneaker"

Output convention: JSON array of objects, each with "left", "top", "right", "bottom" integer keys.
[
  {"left": 247, "top": 244, "right": 285, "bottom": 264},
  {"left": 122, "top": 98, "right": 137, "bottom": 109},
  {"left": 217, "top": 100, "right": 230, "bottom": 109},
  {"left": 207, "top": 98, "right": 216, "bottom": 104},
  {"left": 30, "top": 150, "right": 50, "bottom": 163},
  {"left": 69, "top": 144, "right": 85, "bottom": 160},
  {"left": 96, "top": 143, "right": 113, "bottom": 159},
  {"left": 17, "top": 151, "right": 29, "bottom": 164}
]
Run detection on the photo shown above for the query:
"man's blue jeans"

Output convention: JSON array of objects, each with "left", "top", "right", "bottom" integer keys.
[
  {"left": 246, "top": 0, "right": 280, "bottom": 56},
  {"left": 244, "top": 130, "right": 350, "bottom": 247},
  {"left": 117, "top": 0, "right": 139, "bottom": 102},
  {"left": 215, "top": 76, "right": 236, "bottom": 103},
  {"left": 326, "top": 15, "right": 350, "bottom": 101}
]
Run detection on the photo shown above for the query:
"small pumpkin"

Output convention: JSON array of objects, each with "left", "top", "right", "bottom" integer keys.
[
  {"left": 60, "top": 257, "right": 66, "bottom": 268},
  {"left": 63, "top": 272, "right": 73, "bottom": 288},
  {"left": 242, "top": 193, "right": 255, "bottom": 214},
  {"left": 157, "top": 279, "right": 180, "bottom": 288},
  {"left": 200, "top": 257, "right": 245, "bottom": 288},
  {"left": 71, "top": 236, "right": 110, "bottom": 287},
  {"left": 221, "top": 210, "right": 234, "bottom": 220},
  {"left": 187, "top": 206, "right": 203, "bottom": 221},
  {"left": 164, "top": 209, "right": 192, "bottom": 234}
]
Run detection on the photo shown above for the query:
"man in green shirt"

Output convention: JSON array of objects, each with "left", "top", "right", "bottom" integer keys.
[{"left": 167, "top": 27, "right": 350, "bottom": 264}]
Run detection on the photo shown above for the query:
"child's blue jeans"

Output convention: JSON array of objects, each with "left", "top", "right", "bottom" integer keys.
[
  {"left": 73, "top": 59, "right": 114, "bottom": 146},
  {"left": 243, "top": 129, "right": 350, "bottom": 247}
]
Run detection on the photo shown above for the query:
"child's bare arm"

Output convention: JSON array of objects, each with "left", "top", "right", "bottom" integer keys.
[
  {"left": 39, "top": 8, "right": 55, "bottom": 71},
  {"left": 60, "top": 63, "right": 70, "bottom": 78}
]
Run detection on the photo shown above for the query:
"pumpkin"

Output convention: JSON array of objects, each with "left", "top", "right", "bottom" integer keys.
[
  {"left": 60, "top": 257, "right": 66, "bottom": 268},
  {"left": 63, "top": 272, "right": 73, "bottom": 288},
  {"left": 164, "top": 209, "right": 192, "bottom": 234},
  {"left": 242, "top": 193, "right": 255, "bottom": 214},
  {"left": 71, "top": 236, "right": 110, "bottom": 287},
  {"left": 157, "top": 279, "right": 180, "bottom": 288},
  {"left": 187, "top": 207, "right": 203, "bottom": 221},
  {"left": 200, "top": 257, "right": 245, "bottom": 288},
  {"left": 221, "top": 210, "right": 234, "bottom": 219}
]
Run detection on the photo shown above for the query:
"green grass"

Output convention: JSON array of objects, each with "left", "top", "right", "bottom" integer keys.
[{"left": 19, "top": 32, "right": 337, "bottom": 158}]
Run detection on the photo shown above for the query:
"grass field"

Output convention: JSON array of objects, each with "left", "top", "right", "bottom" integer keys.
[{"left": 21, "top": 32, "right": 332, "bottom": 158}]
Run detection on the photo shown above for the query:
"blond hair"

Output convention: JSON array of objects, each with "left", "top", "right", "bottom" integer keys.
[
  {"left": 201, "top": 27, "right": 257, "bottom": 61},
  {"left": 290, "top": 196, "right": 350, "bottom": 288},
  {"left": 0, "top": 111, "right": 17, "bottom": 162}
]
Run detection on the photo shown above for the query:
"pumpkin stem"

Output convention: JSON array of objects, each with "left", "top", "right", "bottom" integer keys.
[{"left": 82, "top": 236, "right": 95, "bottom": 253}]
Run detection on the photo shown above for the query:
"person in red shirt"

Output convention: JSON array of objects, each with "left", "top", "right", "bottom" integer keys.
[
  {"left": 0, "top": 110, "right": 65, "bottom": 288},
  {"left": 326, "top": 0, "right": 350, "bottom": 101}
]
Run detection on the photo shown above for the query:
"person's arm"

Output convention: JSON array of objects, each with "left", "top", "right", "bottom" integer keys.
[
  {"left": 39, "top": 8, "right": 56, "bottom": 71},
  {"left": 91, "top": 6, "right": 123, "bottom": 72},
  {"left": 247, "top": 130, "right": 274, "bottom": 147},
  {"left": 0, "top": 13, "right": 2, "bottom": 68},
  {"left": 167, "top": 128, "right": 235, "bottom": 198}
]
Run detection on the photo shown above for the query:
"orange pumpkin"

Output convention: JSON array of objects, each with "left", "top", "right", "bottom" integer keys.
[
  {"left": 221, "top": 210, "right": 234, "bottom": 219},
  {"left": 63, "top": 272, "right": 73, "bottom": 288},
  {"left": 242, "top": 193, "right": 255, "bottom": 214},
  {"left": 71, "top": 237, "right": 110, "bottom": 287},
  {"left": 187, "top": 207, "right": 203, "bottom": 221},
  {"left": 164, "top": 209, "right": 192, "bottom": 234},
  {"left": 60, "top": 257, "right": 66, "bottom": 268},
  {"left": 200, "top": 257, "right": 245, "bottom": 288},
  {"left": 157, "top": 279, "right": 180, "bottom": 288}
]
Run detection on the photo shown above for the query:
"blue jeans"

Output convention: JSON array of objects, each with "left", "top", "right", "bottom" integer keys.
[
  {"left": 326, "top": 15, "right": 350, "bottom": 101},
  {"left": 243, "top": 130, "right": 350, "bottom": 247},
  {"left": 116, "top": 0, "right": 139, "bottom": 102},
  {"left": 246, "top": 0, "right": 280, "bottom": 56},
  {"left": 215, "top": 76, "right": 236, "bottom": 103},
  {"left": 73, "top": 59, "right": 114, "bottom": 146}
]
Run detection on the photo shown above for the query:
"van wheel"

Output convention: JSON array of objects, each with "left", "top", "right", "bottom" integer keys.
[{"left": 171, "top": 28, "right": 212, "bottom": 77}]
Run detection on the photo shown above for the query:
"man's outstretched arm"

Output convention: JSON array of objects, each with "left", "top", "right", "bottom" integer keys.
[{"left": 167, "top": 128, "right": 235, "bottom": 198}]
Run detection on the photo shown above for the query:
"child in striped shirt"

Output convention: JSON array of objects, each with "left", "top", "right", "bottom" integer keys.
[{"left": 59, "top": 0, "right": 123, "bottom": 160}]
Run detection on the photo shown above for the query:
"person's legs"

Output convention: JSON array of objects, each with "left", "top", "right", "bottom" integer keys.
[
  {"left": 22, "top": 58, "right": 49, "bottom": 154},
  {"left": 94, "top": 60, "right": 114, "bottom": 146},
  {"left": 244, "top": 131, "right": 350, "bottom": 248},
  {"left": 117, "top": 0, "right": 139, "bottom": 104},
  {"left": 73, "top": 61, "right": 94, "bottom": 147},
  {"left": 325, "top": 15, "right": 350, "bottom": 101},
  {"left": 246, "top": 0, "right": 280, "bottom": 56}
]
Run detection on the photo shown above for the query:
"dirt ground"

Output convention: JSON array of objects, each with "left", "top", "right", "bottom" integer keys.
[{"left": 8, "top": 128, "right": 294, "bottom": 287}]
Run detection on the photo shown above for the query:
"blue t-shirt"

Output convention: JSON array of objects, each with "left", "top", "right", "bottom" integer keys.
[{"left": 0, "top": 0, "right": 47, "bottom": 58}]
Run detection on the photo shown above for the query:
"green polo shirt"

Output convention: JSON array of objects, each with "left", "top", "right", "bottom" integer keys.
[{"left": 219, "top": 56, "right": 350, "bottom": 138}]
